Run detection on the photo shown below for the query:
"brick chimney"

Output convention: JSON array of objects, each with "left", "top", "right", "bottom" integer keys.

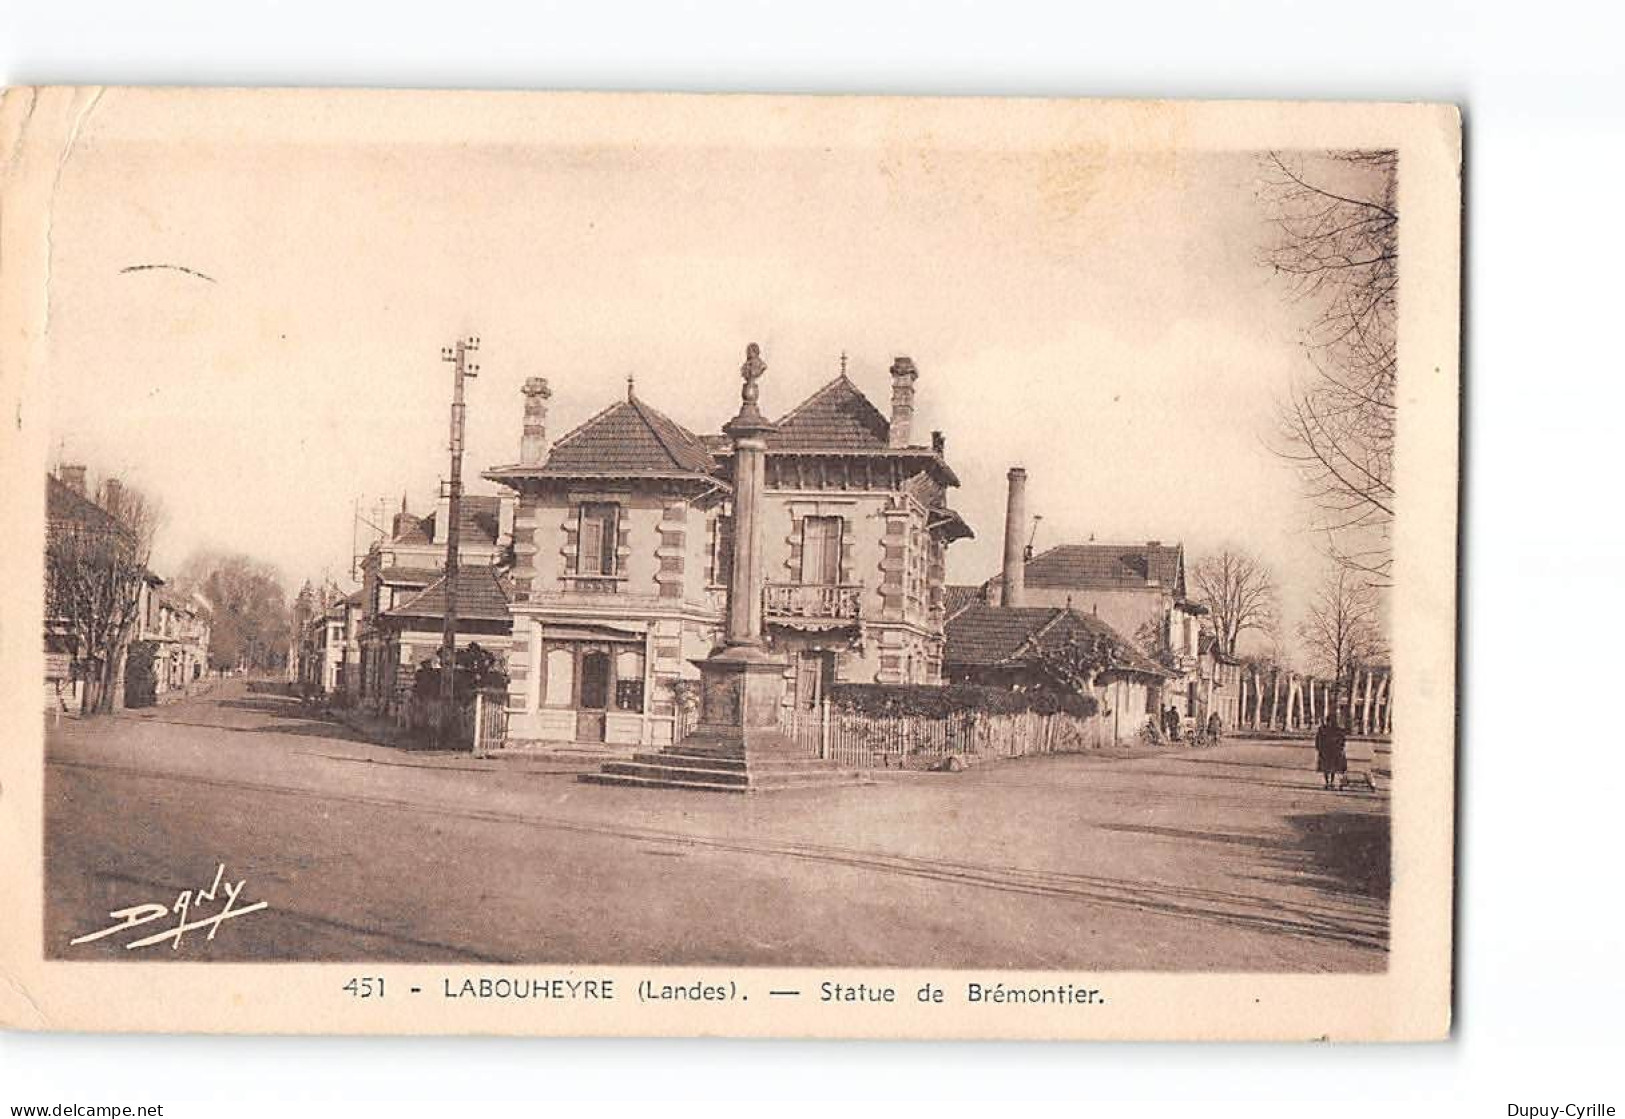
[
  {"left": 521, "top": 377, "right": 552, "bottom": 465},
  {"left": 102, "top": 478, "right": 125, "bottom": 519},
  {"left": 888, "top": 357, "right": 918, "bottom": 449},
  {"left": 1001, "top": 467, "right": 1027, "bottom": 608},
  {"left": 58, "top": 464, "right": 86, "bottom": 495},
  {"left": 391, "top": 494, "right": 415, "bottom": 540}
]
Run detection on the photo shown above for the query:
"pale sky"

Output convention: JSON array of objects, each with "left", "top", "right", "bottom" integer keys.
[{"left": 43, "top": 95, "right": 1331, "bottom": 653}]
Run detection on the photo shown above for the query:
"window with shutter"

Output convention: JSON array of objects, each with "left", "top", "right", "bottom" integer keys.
[
  {"left": 800, "top": 516, "right": 842, "bottom": 585},
  {"left": 578, "top": 503, "right": 619, "bottom": 576},
  {"left": 714, "top": 514, "right": 734, "bottom": 587}
]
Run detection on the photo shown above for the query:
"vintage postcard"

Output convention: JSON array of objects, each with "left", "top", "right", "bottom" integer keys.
[{"left": 0, "top": 88, "right": 1460, "bottom": 1040}]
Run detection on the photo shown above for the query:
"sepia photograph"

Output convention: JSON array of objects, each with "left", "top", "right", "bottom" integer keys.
[{"left": 0, "top": 89, "right": 1460, "bottom": 1039}]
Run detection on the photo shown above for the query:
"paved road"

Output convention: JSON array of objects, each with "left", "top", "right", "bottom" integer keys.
[{"left": 45, "top": 682, "right": 1389, "bottom": 970}]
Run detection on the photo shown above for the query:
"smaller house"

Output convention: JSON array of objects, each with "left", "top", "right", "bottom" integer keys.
[
  {"left": 370, "top": 566, "right": 514, "bottom": 717},
  {"left": 307, "top": 598, "right": 354, "bottom": 695},
  {"left": 943, "top": 602, "right": 1170, "bottom": 744}
]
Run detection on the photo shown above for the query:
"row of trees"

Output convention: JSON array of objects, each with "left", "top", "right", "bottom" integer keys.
[
  {"left": 1192, "top": 546, "right": 1386, "bottom": 708},
  {"left": 171, "top": 551, "right": 297, "bottom": 674}
]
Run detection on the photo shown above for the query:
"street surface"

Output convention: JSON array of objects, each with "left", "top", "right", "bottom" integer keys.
[{"left": 45, "top": 681, "right": 1389, "bottom": 970}]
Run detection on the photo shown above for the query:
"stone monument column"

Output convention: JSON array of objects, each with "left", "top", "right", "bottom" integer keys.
[
  {"left": 583, "top": 343, "right": 860, "bottom": 789},
  {"left": 723, "top": 343, "right": 771, "bottom": 647},
  {"left": 675, "top": 343, "right": 799, "bottom": 759}
]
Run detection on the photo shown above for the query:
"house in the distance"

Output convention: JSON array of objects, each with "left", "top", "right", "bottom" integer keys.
[
  {"left": 144, "top": 589, "right": 211, "bottom": 701},
  {"left": 1195, "top": 632, "right": 1243, "bottom": 730},
  {"left": 967, "top": 471, "right": 1211, "bottom": 721},
  {"left": 356, "top": 492, "right": 514, "bottom": 712},
  {"left": 979, "top": 538, "right": 1205, "bottom": 662},
  {"left": 942, "top": 467, "right": 1169, "bottom": 743},
  {"left": 484, "top": 354, "right": 972, "bottom": 750}
]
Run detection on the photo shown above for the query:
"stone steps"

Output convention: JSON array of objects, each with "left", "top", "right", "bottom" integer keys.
[
  {"left": 621, "top": 750, "right": 824, "bottom": 773},
  {"left": 582, "top": 755, "right": 866, "bottom": 794}
]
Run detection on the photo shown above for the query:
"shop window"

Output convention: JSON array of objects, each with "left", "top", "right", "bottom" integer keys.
[{"left": 615, "top": 649, "right": 646, "bottom": 711}]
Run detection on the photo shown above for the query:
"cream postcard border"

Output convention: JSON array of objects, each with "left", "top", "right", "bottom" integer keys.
[{"left": 0, "top": 89, "right": 1460, "bottom": 1040}]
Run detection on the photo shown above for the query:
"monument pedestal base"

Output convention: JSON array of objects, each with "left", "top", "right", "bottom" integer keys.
[{"left": 583, "top": 645, "right": 866, "bottom": 794}]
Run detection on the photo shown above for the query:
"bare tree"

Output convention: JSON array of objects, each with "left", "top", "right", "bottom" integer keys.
[
  {"left": 1031, "top": 629, "right": 1120, "bottom": 697},
  {"left": 1259, "top": 150, "right": 1398, "bottom": 584},
  {"left": 174, "top": 550, "right": 292, "bottom": 672},
  {"left": 44, "top": 477, "right": 161, "bottom": 713},
  {"left": 1192, "top": 549, "right": 1277, "bottom": 655},
  {"left": 1298, "top": 565, "right": 1386, "bottom": 710}
]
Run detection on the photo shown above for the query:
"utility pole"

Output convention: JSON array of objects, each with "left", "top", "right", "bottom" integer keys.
[{"left": 438, "top": 333, "right": 480, "bottom": 745}]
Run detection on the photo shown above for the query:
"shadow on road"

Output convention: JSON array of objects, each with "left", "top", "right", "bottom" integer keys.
[
  {"left": 1102, "top": 807, "right": 1391, "bottom": 908},
  {"left": 1273, "top": 810, "right": 1391, "bottom": 903}
]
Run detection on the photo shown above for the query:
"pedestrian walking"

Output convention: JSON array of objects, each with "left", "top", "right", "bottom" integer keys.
[{"left": 1314, "top": 715, "right": 1347, "bottom": 789}]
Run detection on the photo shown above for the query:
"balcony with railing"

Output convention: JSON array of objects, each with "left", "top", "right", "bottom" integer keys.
[{"left": 764, "top": 582, "right": 863, "bottom": 629}]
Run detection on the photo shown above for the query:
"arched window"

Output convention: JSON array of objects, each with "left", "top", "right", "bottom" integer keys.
[
  {"left": 545, "top": 647, "right": 574, "bottom": 707},
  {"left": 615, "top": 649, "right": 646, "bottom": 712}
]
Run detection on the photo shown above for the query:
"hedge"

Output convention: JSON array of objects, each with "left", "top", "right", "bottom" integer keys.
[
  {"left": 123, "top": 640, "right": 159, "bottom": 708},
  {"left": 827, "top": 683, "right": 1098, "bottom": 719}
]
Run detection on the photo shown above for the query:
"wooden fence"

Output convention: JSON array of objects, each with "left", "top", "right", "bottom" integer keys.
[
  {"left": 1230, "top": 667, "right": 1393, "bottom": 738},
  {"left": 773, "top": 702, "right": 1108, "bottom": 770}
]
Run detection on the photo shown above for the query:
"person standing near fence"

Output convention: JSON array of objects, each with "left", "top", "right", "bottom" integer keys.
[{"left": 1314, "top": 715, "right": 1347, "bottom": 789}]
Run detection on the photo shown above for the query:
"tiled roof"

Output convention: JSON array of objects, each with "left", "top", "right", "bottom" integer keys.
[
  {"left": 999, "top": 542, "right": 1187, "bottom": 597},
  {"left": 157, "top": 590, "right": 198, "bottom": 615},
  {"left": 945, "top": 605, "right": 1065, "bottom": 666},
  {"left": 378, "top": 565, "right": 442, "bottom": 586},
  {"left": 391, "top": 516, "right": 431, "bottom": 545},
  {"left": 518, "top": 394, "right": 716, "bottom": 477},
  {"left": 944, "top": 603, "right": 1167, "bottom": 677},
  {"left": 943, "top": 584, "right": 986, "bottom": 619},
  {"left": 1199, "top": 632, "right": 1241, "bottom": 665},
  {"left": 768, "top": 375, "right": 892, "bottom": 450},
  {"left": 45, "top": 475, "right": 126, "bottom": 536},
  {"left": 393, "top": 495, "right": 504, "bottom": 547},
  {"left": 384, "top": 566, "right": 513, "bottom": 623}
]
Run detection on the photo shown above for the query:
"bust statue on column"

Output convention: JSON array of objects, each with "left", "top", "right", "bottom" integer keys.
[{"left": 687, "top": 342, "right": 795, "bottom": 755}]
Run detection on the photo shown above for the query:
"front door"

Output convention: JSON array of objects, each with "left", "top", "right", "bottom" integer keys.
[
  {"left": 577, "top": 649, "right": 610, "bottom": 742},
  {"left": 796, "top": 651, "right": 834, "bottom": 713}
]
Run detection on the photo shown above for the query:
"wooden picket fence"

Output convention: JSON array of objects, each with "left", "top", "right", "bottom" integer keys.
[{"left": 472, "top": 691, "right": 509, "bottom": 757}]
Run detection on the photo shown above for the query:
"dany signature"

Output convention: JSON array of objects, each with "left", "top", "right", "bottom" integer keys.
[{"left": 70, "top": 863, "right": 268, "bottom": 951}]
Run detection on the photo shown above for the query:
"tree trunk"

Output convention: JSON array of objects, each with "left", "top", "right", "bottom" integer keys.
[{"left": 96, "top": 655, "right": 118, "bottom": 715}]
